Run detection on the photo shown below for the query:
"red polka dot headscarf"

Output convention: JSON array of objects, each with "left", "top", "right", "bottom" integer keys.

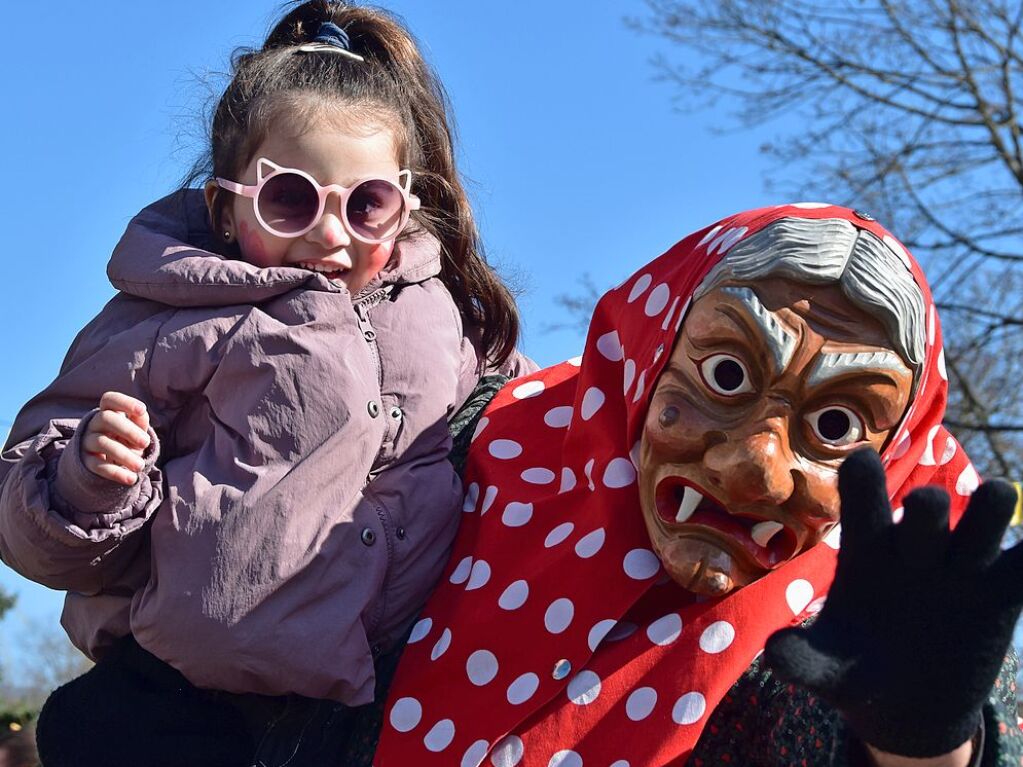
[{"left": 375, "top": 205, "right": 976, "bottom": 767}]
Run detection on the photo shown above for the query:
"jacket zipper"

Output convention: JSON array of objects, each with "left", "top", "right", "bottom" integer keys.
[{"left": 352, "top": 286, "right": 393, "bottom": 389}]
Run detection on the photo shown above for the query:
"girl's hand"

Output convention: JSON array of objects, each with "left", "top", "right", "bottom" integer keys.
[{"left": 81, "top": 392, "right": 152, "bottom": 486}]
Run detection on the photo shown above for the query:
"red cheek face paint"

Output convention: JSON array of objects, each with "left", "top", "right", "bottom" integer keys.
[{"left": 237, "top": 220, "right": 276, "bottom": 267}]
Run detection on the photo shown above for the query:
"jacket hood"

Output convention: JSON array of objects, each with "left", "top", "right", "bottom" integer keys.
[{"left": 108, "top": 189, "right": 443, "bottom": 308}]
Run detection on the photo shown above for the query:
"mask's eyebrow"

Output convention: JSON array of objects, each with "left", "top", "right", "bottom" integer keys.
[
  {"left": 807, "top": 350, "right": 911, "bottom": 387},
  {"left": 719, "top": 286, "right": 797, "bottom": 371}
]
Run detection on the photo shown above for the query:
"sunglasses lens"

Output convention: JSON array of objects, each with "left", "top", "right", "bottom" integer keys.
[
  {"left": 258, "top": 172, "right": 319, "bottom": 234},
  {"left": 347, "top": 180, "right": 406, "bottom": 241}
]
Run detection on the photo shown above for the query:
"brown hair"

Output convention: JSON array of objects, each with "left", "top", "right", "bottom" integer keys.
[{"left": 201, "top": 0, "right": 520, "bottom": 364}]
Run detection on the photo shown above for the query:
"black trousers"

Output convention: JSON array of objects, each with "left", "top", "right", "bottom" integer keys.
[{"left": 36, "top": 636, "right": 398, "bottom": 767}]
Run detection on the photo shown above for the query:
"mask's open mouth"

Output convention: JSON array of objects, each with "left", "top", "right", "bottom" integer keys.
[{"left": 653, "top": 476, "right": 798, "bottom": 569}]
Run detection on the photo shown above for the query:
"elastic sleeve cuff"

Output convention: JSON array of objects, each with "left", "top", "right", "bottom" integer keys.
[{"left": 51, "top": 410, "right": 161, "bottom": 528}]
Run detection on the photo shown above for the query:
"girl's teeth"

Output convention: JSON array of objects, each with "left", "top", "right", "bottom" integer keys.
[
  {"left": 676, "top": 486, "right": 702, "bottom": 523},
  {"left": 751, "top": 521, "right": 784, "bottom": 548}
]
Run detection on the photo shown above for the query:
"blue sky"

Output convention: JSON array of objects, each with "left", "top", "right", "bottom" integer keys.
[{"left": 0, "top": 1, "right": 797, "bottom": 667}]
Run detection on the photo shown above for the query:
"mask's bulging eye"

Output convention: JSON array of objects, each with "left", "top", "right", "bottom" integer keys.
[
  {"left": 806, "top": 406, "right": 864, "bottom": 446},
  {"left": 698, "top": 354, "right": 754, "bottom": 396}
]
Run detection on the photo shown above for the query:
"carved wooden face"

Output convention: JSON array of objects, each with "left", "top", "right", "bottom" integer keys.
[{"left": 639, "top": 278, "right": 915, "bottom": 596}]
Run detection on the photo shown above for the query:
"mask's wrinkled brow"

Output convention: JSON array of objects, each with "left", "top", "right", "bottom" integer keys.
[
  {"left": 719, "top": 286, "right": 797, "bottom": 371},
  {"left": 807, "top": 350, "right": 911, "bottom": 387}
]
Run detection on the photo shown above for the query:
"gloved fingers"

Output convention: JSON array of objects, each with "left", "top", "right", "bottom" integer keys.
[
  {"left": 948, "top": 480, "right": 1018, "bottom": 573},
  {"left": 837, "top": 449, "right": 893, "bottom": 553},
  {"left": 764, "top": 626, "right": 850, "bottom": 696},
  {"left": 895, "top": 486, "right": 950, "bottom": 571},
  {"left": 987, "top": 535, "right": 1023, "bottom": 609}
]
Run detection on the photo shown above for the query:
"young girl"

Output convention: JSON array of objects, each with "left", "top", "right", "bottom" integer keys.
[{"left": 0, "top": 2, "right": 532, "bottom": 764}]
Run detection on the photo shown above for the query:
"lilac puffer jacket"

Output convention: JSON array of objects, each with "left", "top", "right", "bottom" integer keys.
[{"left": 0, "top": 190, "right": 534, "bottom": 703}]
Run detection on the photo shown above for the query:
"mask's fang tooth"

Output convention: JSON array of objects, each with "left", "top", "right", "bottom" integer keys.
[
  {"left": 751, "top": 521, "right": 784, "bottom": 548},
  {"left": 675, "top": 486, "right": 702, "bottom": 522}
]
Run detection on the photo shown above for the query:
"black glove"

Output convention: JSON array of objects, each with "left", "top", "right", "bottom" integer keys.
[{"left": 764, "top": 448, "right": 1023, "bottom": 758}]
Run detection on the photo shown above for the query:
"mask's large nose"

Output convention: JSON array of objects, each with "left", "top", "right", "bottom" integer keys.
[{"left": 702, "top": 420, "right": 796, "bottom": 506}]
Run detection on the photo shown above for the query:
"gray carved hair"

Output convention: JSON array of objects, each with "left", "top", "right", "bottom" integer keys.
[{"left": 694, "top": 217, "right": 926, "bottom": 371}]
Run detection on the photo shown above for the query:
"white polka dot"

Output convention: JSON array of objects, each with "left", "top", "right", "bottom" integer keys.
[
  {"left": 632, "top": 370, "right": 647, "bottom": 402},
  {"left": 785, "top": 579, "right": 814, "bottom": 615},
  {"left": 623, "top": 359, "right": 636, "bottom": 395},
  {"left": 522, "top": 467, "right": 556, "bottom": 485},
  {"left": 389, "top": 697, "right": 422, "bottom": 732},
  {"left": 463, "top": 483, "right": 480, "bottom": 513},
  {"left": 450, "top": 556, "right": 473, "bottom": 585},
  {"left": 502, "top": 502, "right": 534, "bottom": 528},
  {"left": 489, "top": 439, "right": 523, "bottom": 460},
  {"left": 956, "top": 464, "right": 980, "bottom": 496},
  {"left": 707, "top": 228, "right": 733, "bottom": 255},
  {"left": 892, "top": 432, "right": 911, "bottom": 460},
  {"left": 567, "top": 355, "right": 583, "bottom": 367},
  {"left": 472, "top": 417, "right": 490, "bottom": 443},
  {"left": 628, "top": 273, "right": 653, "bottom": 303},
  {"left": 940, "top": 435, "right": 957, "bottom": 465},
  {"left": 807, "top": 596, "right": 827, "bottom": 615},
  {"left": 431, "top": 628, "right": 452, "bottom": 660},
  {"left": 544, "top": 406, "right": 573, "bottom": 428},
  {"left": 581, "top": 387, "right": 606, "bottom": 420},
  {"left": 481, "top": 486, "right": 498, "bottom": 515},
  {"left": 697, "top": 224, "right": 723, "bottom": 247},
  {"left": 919, "top": 424, "right": 941, "bottom": 466},
  {"left": 883, "top": 234, "right": 913, "bottom": 270},
  {"left": 610, "top": 762, "right": 631, "bottom": 767},
  {"left": 424, "top": 719, "right": 456, "bottom": 752},
  {"left": 791, "top": 201, "right": 830, "bottom": 209},
  {"left": 672, "top": 692, "right": 707, "bottom": 725},
  {"left": 584, "top": 459, "right": 596, "bottom": 491},
  {"left": 596, "top": 330, "right": 624, "bottom": 362},
  {"left": 462, "top": 739, "right": 490, "bottom": 767},
  {"left": 718, "top": 226, "right": 748, "bottom": 255},
  {"left": 545, "top": 522, "right": 574, "bottom": 548},
  {"left": 587, "top": 619, "right": 617, "bottom": 651},
  {"left": 507, "top": 673, "right": 539, "bottom": 705},
  {"left": 567, "top": 670, "right": 602, "bottom": 705},
  {"left": 892, "top": 505, "right": 905, "bottom": 523},
  {"left": 661, "top": 296, "right": 681, "bottom": 331},
  {"left": 626, "top": 687, "right": 658, "bottom": 721},
  {"left": 603, "top": 458, "right": 636, "bottom": 489},
  {"left": 644, "top": 283, "right": 671, "bottom": 317},
  {"left": 646, "top": 613, "right": 683, "bottom": 646},
  {"left": 545, "top": 598, "right": 575, "bottom": 634},
  {"left": 937, "top": 348, "right": 947, "bottom": 380},
  {"left": 466, "top": 560, "right": 492, "bottom": 591},
  {"left": 574, "top": 528, "right": 606, "bottom": 559},
  {"left": 606, "top": 621, "right": 638, "bottom": 642},
  {"left": 467, "top": 649, "right": 499, "bottom": 686},
  {"left": 623, "top": 549, "right": 660, "bottom": 580},
  {"left": 499, "top": 579, "right": 529, "bottom": 610},
  {"left": 512, "top": 380, "right": 546, "bottom": 399},
  {"left": 823, "top": 523, "right": 842, "bottom": 549},
  {"left": 699, "top": 621, "right": 736, "bottom": 653},
  {"left": 630, "top": 441, "right": 641, "bottom": 468},
  {"left": 408, "top": 617, "right": 432, "bottom": 644},
  {"left": 548, "top": 750, "right": 583, "bottom": 767},
  {"left": 490, "top": 735, "right": 525, "bottom": 767},
  {"left": 560, "top": 467, "right": 577, "bottom": 493}
]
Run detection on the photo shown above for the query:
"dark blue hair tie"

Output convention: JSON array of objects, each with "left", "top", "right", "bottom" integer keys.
[
  {"left": 297, "top": 21, "right": 364, "bottom": 60},
  {"left": 312, "top": 21, "right": 351, "bottom": 50}
]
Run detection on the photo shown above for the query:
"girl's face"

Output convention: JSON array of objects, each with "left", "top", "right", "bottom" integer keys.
[{"left": 208, "top": 115, "right": 404, "bottom": 295}]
